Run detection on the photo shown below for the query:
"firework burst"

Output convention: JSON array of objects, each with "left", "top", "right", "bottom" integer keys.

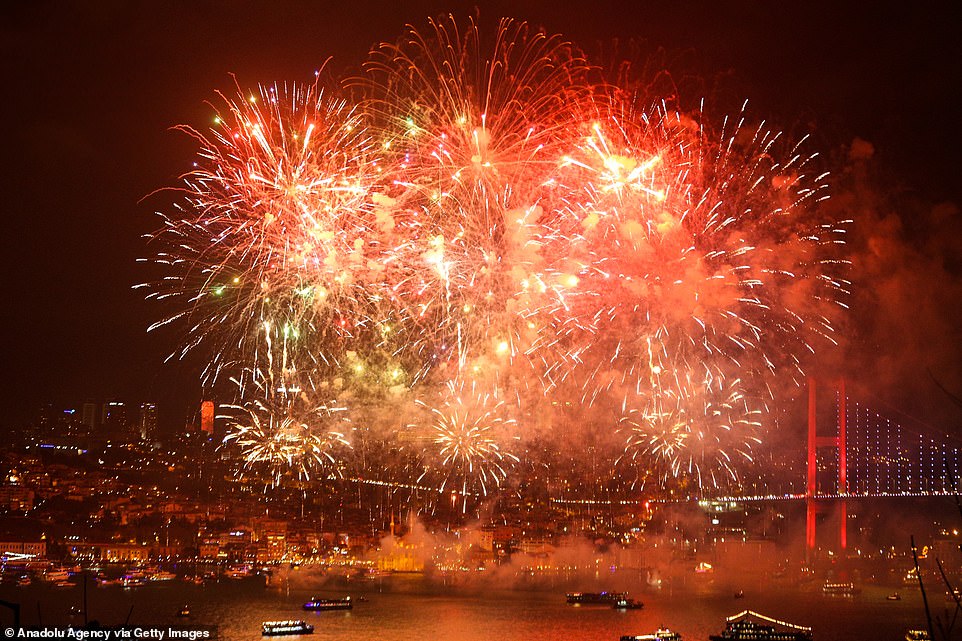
[
  {"left": 546, "top": 99, "right": 847, "bottom": 485},
  {"left": 220, "top": 330, "right": 351, "bottom": 487},
  {"left": 146, "top": 16, "right": 850, "bottom": 495},
  {"left": 618, "top": 366, "right": 762, "bottom": 489},
  {"left": 555, "top": 101, "right": 848, "bottom": 394},
  {"left": 358, "top": 16, "right": 601, "bottom": 380},
  {"left": 412, "top": 380, "right": 519, "bottom": 510},
  {"left": 142, "top": 77, "right": 406, "bottom": 382}
]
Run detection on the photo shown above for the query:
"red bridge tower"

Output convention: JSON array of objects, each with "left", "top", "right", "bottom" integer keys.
[{"left": 806, "top": 377, "right": 847, "bottom": 562}]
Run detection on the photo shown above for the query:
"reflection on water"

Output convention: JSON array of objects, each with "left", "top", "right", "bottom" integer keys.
[{"left": 0, "top": 573, "right": 930, "bottom": 641}]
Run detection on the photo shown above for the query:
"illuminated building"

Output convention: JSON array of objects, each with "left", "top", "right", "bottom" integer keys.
[
  {"left": 103, "top": 400, "right": 128, "bottom": 433},
  {"left": 201, "top": 400, "right": 215, "bottom": 435},
  {"left": 82, "top": 402, "right": 98, "bottom": 430},
  {"left": 139, "top": 402, "right": 157, "bottom": 440}
]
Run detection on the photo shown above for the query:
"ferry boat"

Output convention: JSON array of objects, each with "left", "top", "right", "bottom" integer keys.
[
  {"left": 261, "top": 620, "right": 314, "bottom": 636},
  {"left": 709, "top": 610, "right": 812, "bottom": 641},
  {"left": 822, "top": 581, "right": 859, "bottom": 595},
  {"left": 905, "top": 630, "right": 931, "bottom": 641},
  {"left": 122, "top": 567, "right": 149, "bottom": 586},
  {"left": 149, "top": 570, "right": 177, "bottom": 582},
  {"left": 621, "top": 630, "right": 681, "bottom": 641},
  {"left": 303, "top": 596, "right": 353, "bottom": 611},
  {"left": 695, "top": 562, "right": 714, "bottom": 574},
  {"left": 228, "top": 564, "right": 254, "bottom": 579},
  {"left": 44, "top": 568, "right": 70, "bottom": 582},
  {"left": 566, "top": 591, "right": 626, "bottom": 605},
  {"left": 613, "top": 597, "right": 644, "bottom": 610},
  {"left": 122, "top": 575, "right": 148, "bottom": 588}
]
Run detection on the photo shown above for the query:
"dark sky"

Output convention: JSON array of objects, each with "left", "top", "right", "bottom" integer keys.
[{"left": 1, "top": 0, "right": 960, "bottom": 432}]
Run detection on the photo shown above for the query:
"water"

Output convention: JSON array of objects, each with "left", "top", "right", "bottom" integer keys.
[{"left": 0, "top": 573, "right": 935, "bottom": 640}]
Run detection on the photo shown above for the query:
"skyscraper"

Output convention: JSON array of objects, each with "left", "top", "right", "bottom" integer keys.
[
  {"left": 82, "top": 402, "right": 97, "bottom": 431},
  {"left": 139, "top": 402, "right": 158, "bottom": 440},
  {"left": 103, "top": 401, "right": 128, "bottom": 433}
]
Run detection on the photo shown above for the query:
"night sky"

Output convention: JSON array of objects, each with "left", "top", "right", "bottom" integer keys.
[{"left": 2, "top": 0, "right": 960, "bottom": 432}]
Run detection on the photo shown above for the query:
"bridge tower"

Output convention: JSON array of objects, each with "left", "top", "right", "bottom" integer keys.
[{"left": 806, "top": 377, "right": 847, "bottom": 562}]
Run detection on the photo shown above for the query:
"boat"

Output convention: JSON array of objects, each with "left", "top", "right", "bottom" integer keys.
[
  {"left": 621, "top": 631, "right": 682, "bottom": 641},
  {"left": 261, "top": 620, "right": 314, "bottom": 636},
  {"left": 887, "top": 592, "right": 902, "bottom": 601},
  {"left": 822, "top": 581, "right": 859, "bottom": 595},
  {"left": 122, "top": 567, "right": 149, "bottom": 586},
  {"left": 566, "top": 591, "right": 627, "bottom": 605},
  {"left": 365, "top": 569, "right": 392, "bottom": 580},
  {"left": 946, "top": 589, "right": 961, "bottom": 602},
  {"left": 176, "top": 605, "right": 191, "bottom": 617},
  {"left": 53, "top": 580, "right": 75, "bottom": 588},
  {"left": 17, "top": 575, "right": 31, "bottom": 586},
  {"left": 709, "top": 610, "right": 812, "bottom": 641},
  {"left": 44, "top": 568, "right": 70, "bottom": 583},
  {"left": 227, "top": 564, "right": 254, "bottom": 579},
  {"left": 906, "top": 630, "right": 931, "bottom": 641},
  {"left": 303, "top": 596, "right": 353, "bottom": 611},
  {"left": 613, "top": 597, "right": 644, "bottom": 610},
  {"left": 734, "top": 590, "right": 745, "bottom": 599},
  {"left": 122, "top": 575, "right": 148, "bottom": 588},
  {"left": 695, "top": 562, "right": 714, "bottom": 574},
  {"left": 149, "top": 570, "right": 177, "bottom": 582}
]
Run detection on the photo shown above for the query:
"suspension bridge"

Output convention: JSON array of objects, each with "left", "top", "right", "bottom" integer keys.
[{"left": 705, "top": 378, "right": 962, "bottom": 559}]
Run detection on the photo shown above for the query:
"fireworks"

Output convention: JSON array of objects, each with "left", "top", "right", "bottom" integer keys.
[
  {"left": 412, "top": 380, "right": 520, "bottom": 511},
  {"left": 357, "top": 16, "right": 599, "bottom": 381},
  {"left": 220, "top": 343, "right": 351, "bottom": 487},
  {"left": 141, "top": 77, "right": 399, "bottom": 382},
  {"left": 619, "top": 372, "right": 762, "bottom": 490},
  {"left": 144, "top": 16, "right": 849, "bottom": 498}
]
